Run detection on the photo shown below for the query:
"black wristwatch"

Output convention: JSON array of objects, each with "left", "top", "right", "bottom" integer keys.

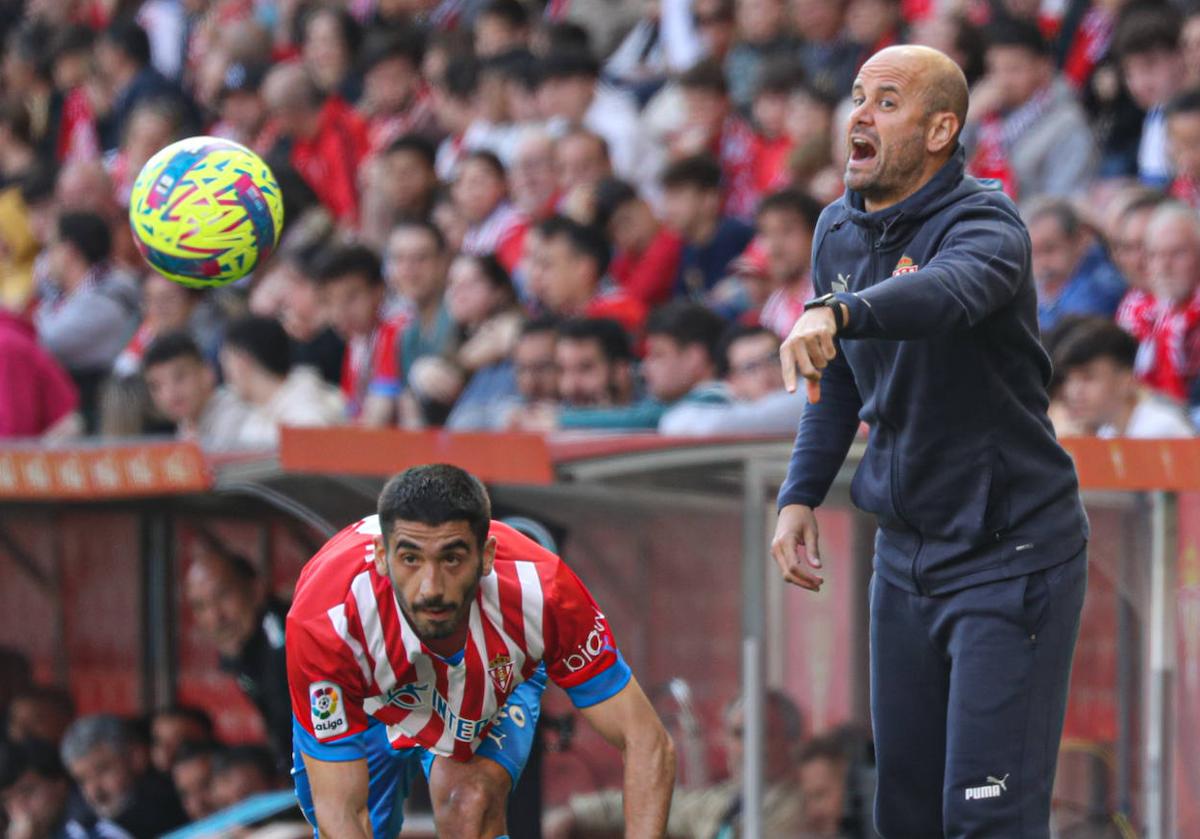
[{"left": 804, "top": 293, "right": 846, "bottom": 332}]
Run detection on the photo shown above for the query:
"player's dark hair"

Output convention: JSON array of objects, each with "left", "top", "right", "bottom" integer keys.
[
  {"left": 661, "top": 155, "right": 723, "bottom": 192},
  {"left": 57, "top": 211, "right": 111, "bottom": 265},
  {"left": 360, "top": 26, "right": 424, "bottom": 74},
  {"left": 986, "top": 18, "right": 1050, "bottom": 57},
  {"left": 222, "top": 316, "right": 292, "bottom": 378},
  {"left": 536, "top": 214, "right": 610, "bottom": 277},
  {"left": 385, "top": 133, "right": 437, "bottom": 168},
  {"left": 378, "top": 464, "right": 492, "bottom": 550},
  {"left": 172, "top": 739, "right": 218, "bottom": 769},
  {"left": 211, "top": 745, "right": 277, "bottom": 783},
  {"left": 646, "top": 301, "right": 726, "bottom": 367},
  {"left": 312, "top": 244, "right": 384, "bottom": 287},
  {"left": 461, "top": 149, "right": 507, "bottom": 181},
  {"left": 679, "top": 58, "right": 728, "bottom": 95},
  {"left": 757, "top": 188, "right": 823, "bottom": 230},
  {"left": 101, "top": 18, "right": 152, "bottom": 67},
  {"left": 592, "top": 177, "right": 639, "bottom": 231},
  {"left": 1053, "top": 317, "right": 1139, "bottom": 372},
  {"left": 143, "top": 331, "right": 204, "bottom": 369},
  {"left": 558, "top": 317, "right": 634, "bottom": 363},
  {"left": 1166, "top": 87, "right": 1200, "bottom": 119},
  {"left": 0, "top": 739, "right": 69, "bottom": 792},
  {"left": 153, "top": 705, "right": 215, "bottom": 740},
  {"left": 1114, "top": 6, "right": 1181, "bottom": 61},
  {"left": 537, "top": 50, "right": 600, "bottom": 83},
  {"left": 394, "top": 218, "right": 448, "bottom": 254},
  {"left": 480, "top": 0, "right": 529, "bottom": 29},
  {"left": 717, "top": 323, "right": 779, "bottom": 378}
]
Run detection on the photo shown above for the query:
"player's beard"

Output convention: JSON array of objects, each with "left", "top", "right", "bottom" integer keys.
[{"left": 397, "top": 573, "right": 482, "bottom": 641}]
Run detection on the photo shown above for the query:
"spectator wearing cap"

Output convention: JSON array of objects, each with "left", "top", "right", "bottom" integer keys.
[
  {"left": 659, "top": 323, "right": 804, "bottom": 435},
  {"left": 312, "top": 244, "right": 405, "bottom": 426},
  {"left": 475, "top": 0, "right": 531, "bottom": 57},
  {"left": 0, "top": 739, "right": 77, "bottom": 839},
  {"left": 1165, "top": 89, "right": 1200, "bottom": 210},
  {"left": 538, "top": 50, "right": 651, "bottom": 187},
  {"left": 357, "top": 28, "right": 436, "bottom": 157},
  {"left": 671, "top": 60, "right": 758, "bottom": 220},
  {"left": 1114, "top": 7, "right": 1187, "bottom": 188},
  {"left": 964, "top": 20, "right": 1095, "bottom": 202},
  {"left": 60, "top": 715, "right": 187, "bottom": 839},
  {"left": 455, "top": 150, "right": 525, "bottom": 270},
  {"left": 1137, "top": 203, "right": 1200, "bottom": 411},
  {"left": 170, "top": 742, "right": 217, "bottom": 822},
  {"left": 385, "top": 221, "right": 457, "bottom": 384},
  {"left": 725, "top": 0, "right": 799, "bottom": 112},
  {"left": 94, "top": 19, "right": 195, "bottom": 153},
  {"left": 142, "top": 331, "right": 252, "bottom": 451},
  {"left": 148, "top": 708, "right": 213, "bottom": 776},
  {"left": 260, "top": 62, "right": 369, "bottom": 226},
  {"left": 36, "top": 211, "right": 138, "bottom": 423},
  {"left": 0, "top": 306, "right": 79, "bottom": 439},
  {"left": 6, "top": 686, "right": 75, "bottom": 746},
  {"left": 219, "top": 315, "right": 345, "bottom": 448},
  {"left": 210, "top": 61, "right": 268, "bottom": 149},
  {"left": 360, "top": 134, "right": 439, "bottom": 250},
  {"left": 1026, "top": 198, "right": 1126, "bottom": 332},
  {"left": 661, "top": 155, "right": 754, "bottom": 301},
  {"left": 594, "top": 177, "right": 682, "bottom": 309},
  {"left": 555, "top": 318, "right": 636, "bottom": 408},
  {"left": 1056, "top": 317, "right": 1194, "bottom": 438},
  {"left": 534, "top": 214, "right": 647, "bottom": 336}
]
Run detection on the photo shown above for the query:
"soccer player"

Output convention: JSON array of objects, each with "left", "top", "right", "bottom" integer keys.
[{"left": 287, "top": 464, "right": 675, "bottom": 838}]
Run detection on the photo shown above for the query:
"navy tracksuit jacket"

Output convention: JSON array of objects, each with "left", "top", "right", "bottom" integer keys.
[{"left": 779, "top": 147, "right": 1090, "bottom": 838}]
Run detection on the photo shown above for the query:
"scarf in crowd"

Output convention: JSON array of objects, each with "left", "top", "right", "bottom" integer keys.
[
  {"left": 1135, "top": 289, "right": 1200, "bottom": 401},
  {"left": 1062, "top": 7, "right": 1115, "bottom": 88}
]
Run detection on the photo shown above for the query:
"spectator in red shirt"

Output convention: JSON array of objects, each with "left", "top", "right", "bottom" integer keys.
[
  {"left": 0, "top": 308, "right": 80, "bottom": 439},
  {"left": 593, "top": 177, "right": 682, "bottom": 309},
  {"left": 534, "top": 214, "right": 646, "bottom": 337},
  {"left": 312, "top": 244, "right": 405, "bottom": 425},
  {"left": 261, "top": 62, "right": 369, "bottom": 226},
  {"left": 1137, "top": 203, "right": 1200, "bottom": 402}
]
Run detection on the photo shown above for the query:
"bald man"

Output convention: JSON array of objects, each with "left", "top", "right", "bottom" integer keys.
[{"left": 772, "top": 46, "right": 1088, "bottom": 838}]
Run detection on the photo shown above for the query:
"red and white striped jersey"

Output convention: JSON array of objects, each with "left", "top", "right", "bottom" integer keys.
[{"left": 287, "top": 516, "right": 627, "bottom": 760}]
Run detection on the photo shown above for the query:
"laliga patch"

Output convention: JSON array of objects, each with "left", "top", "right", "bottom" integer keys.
[{"left": 309, "top": 681, "right": 348, "bottom": 739}]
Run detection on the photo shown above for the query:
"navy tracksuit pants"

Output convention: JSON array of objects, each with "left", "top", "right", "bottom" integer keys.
[{"left": 869, "top": 549, "right": 1088, "bottom": 838}]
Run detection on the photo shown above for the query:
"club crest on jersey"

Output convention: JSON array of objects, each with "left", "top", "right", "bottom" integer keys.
[
  {"left": 488, "top": 654, "right": 514, "bottom": 695},
  {"left": 309, "top": 681, "right": 348, "bottom": 739},
  {"left": 892, "top": 256, "right": 919, "bottom": 276}
]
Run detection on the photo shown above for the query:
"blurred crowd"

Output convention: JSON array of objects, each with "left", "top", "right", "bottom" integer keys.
[{"left": 1, "top": 0, "right": 1199, "bottom": 449}]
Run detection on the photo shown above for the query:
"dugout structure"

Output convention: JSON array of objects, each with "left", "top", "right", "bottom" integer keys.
[{"left": 0, "top": 431, "right": 1197, "bottom": 838}]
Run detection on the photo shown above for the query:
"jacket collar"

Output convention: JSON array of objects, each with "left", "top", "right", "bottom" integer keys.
[{"left": 840, "top": 144, "right": 967, "bottom": 231}]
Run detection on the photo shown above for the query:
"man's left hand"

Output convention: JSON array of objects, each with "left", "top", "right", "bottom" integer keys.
[{"left": 780, "top": 305, "right": 845, "bottom": 402}]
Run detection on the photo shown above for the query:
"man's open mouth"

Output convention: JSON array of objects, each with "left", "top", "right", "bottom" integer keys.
[{"left": 849, "top": 136, "right": 878, "bottom": 163}]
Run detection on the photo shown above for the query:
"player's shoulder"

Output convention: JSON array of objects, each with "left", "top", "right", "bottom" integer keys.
[{"left": 290, "top": 515, "right": 381, "bottom": 621}]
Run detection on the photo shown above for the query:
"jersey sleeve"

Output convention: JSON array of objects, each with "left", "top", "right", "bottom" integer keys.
[
  {"left": 367, "top": 321, "right": 402, "bottom": 399},
  {"left": 286, "top": 612, "right": 372, "bottom": 761},
  {"left": 542, "top": 561, "right": 632, "bottom": 709}
]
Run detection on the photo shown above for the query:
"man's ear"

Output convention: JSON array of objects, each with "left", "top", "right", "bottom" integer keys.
[
  {"left": 927, "top": 112, "right": 959, "bottom": 154},
  {"left": 481, "top": 536, "right": 497, "bottom": 577},
  {"left": 373, "top": 535, "right": 388, "bottom": 577}
]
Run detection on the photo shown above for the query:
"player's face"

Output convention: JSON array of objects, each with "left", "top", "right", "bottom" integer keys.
[
  {"left": 845, "top": 57, "right": 936, "bottom": 205},
  {"left": 376, "top": 520, "right": 497, "bottom": 642},
  {"left": 68, "top": 744, "right": 136, "bottom": 820}
]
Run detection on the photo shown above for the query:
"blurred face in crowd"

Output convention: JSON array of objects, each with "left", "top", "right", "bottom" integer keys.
[
  {"left": 67, "top": 744, "right": 137, "bottom": 820},
  {"left": 1, "top": 769, "right": 69, "bottom": 838},
  {"left": 787, "top": 89, "right": 833, "bottom": 147},
  {"left": 537, "top": 75, "right": 595, "bottom": 123},
  {"left": 723, "top": 701, "right": 798, "bottom": 783},
  {"left": 364, "top": 57, "right": 417, "bottom": 114},
  {"left": 446, "top": 256, "right": 505, "bottom": 328},
  {"left": 172, "top": 754, "right": 214, "bottom": 821},
  {"left": 211, "top": 763, "right": 274, "bottom": 810},
  {"left": 986, "top": 46, "right": 1050, "bottom": 111},
  {"left": 753, "top": 90, "right": 789, "bottom": 139},
  {"left": 510, "top": 135, "right": 558, "bottom": 217},
  {"left": 738, "top": 0, "right": 785, "bottom": 44},
  {"left": 304, "top": 10, "right": 351, "bottom": 89},
  {"left": 607, "top": 197, "right": 658, "bottom": 255},
  {"left": 221, "top": 91, "right": 266, "bottom": 143},
  {"left": 791, "top": 0, "right": 844, "bottom": 42},
  {"left": 557, "top": 337, "right": 618, "bottom": 407},
  {"left": 453, "top": 158, "right": 508, "bottom": 225},
  {"left": 123, "top": 109, "right": 176, "bottom": 179},
  {"left": 682, "top": 86, "right": 728, "bottom": 140},
  {"left": 475, "top": 12, "right": 526, "bottom": 57},
  {"left": 56, "top": 161, "right": 116, "bottom": 220},
  {"left": 151, "top": 714, "right": 208, "bottom": 774},
  {"left": 1029, "top": 214, "right": 1088, "bottom": 291},
  {"left": 1063, "top": 357, "right": 1134, "bottom": 433},
  {"left": 846, "top": 0, "right": 901, "bottom": 46},
  {"left": 143, "top": 274, "right": 195, "bottom": 335},
  {"left": 386, "top": 227, "right": 447, "bottom": 309},
  {"left": 662, "top": 185, "right": 720, "bottom": 242},
  {"left": 692, "top": 0, "right": 735, "bottom": 57},
  {"left": 642, "top": 335, "right": 710, "bottom": 402},
  {"left": 726, "top": 332, "right": 784, "bottom": 400},
  {"left": 1121, "top": 48, "right": 1184, "bottom": 111},
  {"left": 382, "top": 148, "right": 437, "bottom": 215},
  {"left": 374, "top": 519, "right": 494, "bottom": 643},
  {"left": 185, "top": 557, "right": 260, "bottom": 658},
  {"left": 1168, "top": 110, "right": 1200, "bottom": 180},
  {"left": 1111, "top": 205, "right": 1155, "bottom": 291},
  {"left": 145, "top": 356, "right": 215, "bottom": 426},
  {"left": 799, "top": 756, "right": 848, "bottom": 836},
  {"left": 1184, "top": 15, "right": 1200, "bottom": 85},
  {"left": 757, "top": 208, "right": 813, "bottom": 282},
  {"left": 556, "top": 133, "right": 611, "bottom": 195},
  {"left": 279, "top": 266, "right": 325, "bottom": 342},
  {"left": 432, "top": 198, "right": 468, "bottom": 254},
  {"left": 538, "top": 234, "right": 597, "bottom": 312},
  {"left": 1146, "top": 212, "right": 1200, "bottom": 305},
  {"left": 513, "top": 330, "right": 558, "bottom": 401},
  {"left": 53, "top": 47, "right": 92, "bottom": 94},
  {"left": 321, "top": 273, "right": 384, "bottom": 339}
]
